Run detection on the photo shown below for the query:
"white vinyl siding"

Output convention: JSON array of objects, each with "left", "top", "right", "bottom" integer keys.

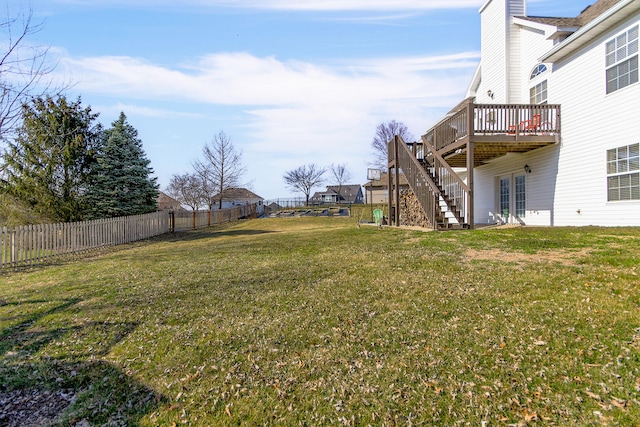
[
  {"left": 480, "top": 0, "right": 509, "bottom": 103},
  {"left": 472, "top": 1, "right": 640, "bottom": 226},
  {"left": 548, "top": 15, "right": 640, "bottom": 226},
  {"left": 518, "top": 25, "right": 555, "bottom": 103}
]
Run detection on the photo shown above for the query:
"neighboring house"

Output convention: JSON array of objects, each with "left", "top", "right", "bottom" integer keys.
[
  {"left": 363, "top": 172, "right": 410, "bottom": 204},
  {"left": 310, "top": 185, "right": 365, "bottom": 205},
  {"left": 157, "top": 191, "right": 186, "bottom": 211},
  {"left": 265, "top": 202, "right": 283, "bottom": 213},
  {"left": 213, "top": 188, "right": 264, "bottom": 214},
  {"left": 389, "top": 0, "right": 639, "bottom": 228}
]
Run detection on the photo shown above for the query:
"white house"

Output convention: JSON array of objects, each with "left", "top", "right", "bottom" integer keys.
[
  {"left": 389, "top": 0, "right": 639, "bottom": 228},
  {"left": 213, "top": 188, "right": 265, "bottom": 214}
]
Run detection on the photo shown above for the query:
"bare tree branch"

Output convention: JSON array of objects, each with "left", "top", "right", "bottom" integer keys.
[
  {"left": 192, "top": 131, "right": 246, "bottom": 209},
  {"left": 0, "top": 6, "right": 58, "bottom": 142},
  {"left": 283, "top": 163, "right": 326, "bottom": 206},
  {"left": 166, "top": 172, "right": 204, "bottom": 211},
  {"left": 330, "top": 163, "right": 352, "bottom": 204},
  {"left": 370, "top": 120, "right": 415, "bottom": 169}
]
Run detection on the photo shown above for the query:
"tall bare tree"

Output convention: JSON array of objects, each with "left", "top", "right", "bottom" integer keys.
[
  {"left": 0, "top": 7, "right": 57, "bottom": 141},
  {"left": 330, "top": 163, "right": 352, "bottom": 204},
  {"left": 283, "top": 163, "right": 326, "bottom": 206},
  {"left": 371, "top": 120, "right": 415, "bottom": 169},
  {"left": 192, "top": 131, "right": 245, "bottom": 209}
]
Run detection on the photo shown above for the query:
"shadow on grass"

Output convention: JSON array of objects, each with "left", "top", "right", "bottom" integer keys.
[
  {"left": 0, "top": 297, "right": 166, "bottom": 426},
  {"left": 162, "top": 227, "right": 278, "bottom": 243}
]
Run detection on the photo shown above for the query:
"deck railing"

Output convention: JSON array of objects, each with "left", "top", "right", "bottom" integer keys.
[
  {"left": 423, "top": 103, "right": 561, "bottom": 151},
  {"left": 390, "top": 103, "right": 560, "bottom": 229}
]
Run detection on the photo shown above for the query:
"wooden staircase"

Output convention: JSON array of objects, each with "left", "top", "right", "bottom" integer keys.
[
  {"left": 387, "top": 102, "right": 561, "bottom": 230},
  {"left": 388, "top": 135, "right": 471, "bottom": 230}
]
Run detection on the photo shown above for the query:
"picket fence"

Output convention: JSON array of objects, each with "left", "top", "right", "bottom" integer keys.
[{"left": 1, "top": 204, "right": 258, "bottom": 268}]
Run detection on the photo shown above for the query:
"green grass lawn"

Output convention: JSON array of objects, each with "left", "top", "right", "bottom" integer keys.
[{"left": 1, "top": 218, "right": 639, "bottom": 426}]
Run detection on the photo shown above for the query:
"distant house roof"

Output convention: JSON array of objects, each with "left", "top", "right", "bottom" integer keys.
[
  {"left": 157, "top": 191, "right": 186, "bottom": 211},
  {"left": 216, "top": 188, "right": 263, "bottom": 201},
  {"left": 310, "top": 184, "right": 364, "bottom": 204}
]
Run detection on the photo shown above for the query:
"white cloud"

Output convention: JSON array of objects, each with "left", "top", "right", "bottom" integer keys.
[
  {"left": 204, "top": 0, "right": 485, "bottom": 11},
  {"left": 54, "top": 50, "right": 478, "bottom": 197},
  {"left": 97, "top": 103, "right": 203, "bottom": 119},
  {"left": 59, "top": 51, "right": 478, "bottom": 107},
  {"left": 53, "top": 0, "right": 485, "bottom": 11}
]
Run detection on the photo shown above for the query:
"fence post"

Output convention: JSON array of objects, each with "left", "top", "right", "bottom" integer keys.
[{"left": 10, "top": 229, "right": 16, "bottom": 266}]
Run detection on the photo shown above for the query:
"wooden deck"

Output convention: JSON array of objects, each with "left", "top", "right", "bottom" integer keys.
[
  {"left": 422, "top": 100, "right": 561, "bottom": 167},
  {"left": 387, "top": 100, "right": 561, "bottom": 229}
]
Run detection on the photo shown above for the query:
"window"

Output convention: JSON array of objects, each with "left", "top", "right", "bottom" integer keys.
[
  {"left": 530, "top": 64, "right": 547, "bottom": 80},
  {"left": 529, "top": 80, "right": 547, "bottom": 104},
  {"left": 606, "top": 25, "right": 638, "bottom": 94},
  {"left": 515, "top": 175, "right": 526, "bottom": 217},
  {"left": 607, "top": 143, "right": 639, "bottom": 201}
]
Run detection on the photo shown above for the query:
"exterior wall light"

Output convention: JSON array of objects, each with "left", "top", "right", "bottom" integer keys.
[{"left": 524, "top": 164, "right": 532, "bottom": 174}]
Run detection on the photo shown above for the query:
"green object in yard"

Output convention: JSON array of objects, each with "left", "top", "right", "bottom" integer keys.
[{"left": 373, "top": 208, "right": 383, "bottom": 225}]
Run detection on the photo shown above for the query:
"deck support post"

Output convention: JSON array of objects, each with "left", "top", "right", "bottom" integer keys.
[
  {"left": 467, "top": 103, "right": 475, "bottom": 229},
  {"left": 393, "top": 136, "right": 400, "bottom": 226}
]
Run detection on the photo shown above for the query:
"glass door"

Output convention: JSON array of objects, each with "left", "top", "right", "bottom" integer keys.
[
  {"left": 499, "top": 177, "right": 510, "bottom": 223},
  {"left": 515, "top": 175, "right": 526, "bottom": 219},
  {"left": 498, "top": 174, "right": 526, "bottom": 224}
]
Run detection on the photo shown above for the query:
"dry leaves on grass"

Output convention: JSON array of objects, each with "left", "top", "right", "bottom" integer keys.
[{"left": 0, "top": 388, "right": 76, "bottom": 427}]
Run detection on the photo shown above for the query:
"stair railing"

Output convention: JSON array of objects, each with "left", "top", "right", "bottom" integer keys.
[
  {"left": 391, "top": 136, "right": 441, "bottom": 229},
  {"left": 421, "top": 135, "right": 470, "bottom": 226}
]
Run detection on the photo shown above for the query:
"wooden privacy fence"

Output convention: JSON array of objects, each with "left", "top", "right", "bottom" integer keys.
[
  {"left": 170, "top": 204, "right": 258, "bottom": 232},
  {"left": 1, "top": 204, "right": 258, "bottom": 268}
]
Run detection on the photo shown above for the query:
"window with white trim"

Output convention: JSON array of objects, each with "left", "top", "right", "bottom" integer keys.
[
  {"left": 606, "top": 25, "right": 638, "bottom": 94},
  {"left": 530, "top": 64, "right": 547, "bottom": 80},
  {"left": 607, "top": 143, "right": 639, "bottom": 201},
  {"left": 529, "top": 80, "right": 547, "bottom": 104}
]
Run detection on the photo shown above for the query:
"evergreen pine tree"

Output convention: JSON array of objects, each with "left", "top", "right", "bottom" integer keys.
[
  {"left": 1, "top": 96, "right": 101, "bottom": 223},
  {"left": 85, "top": 112, "right": 158, "bottom": 218}
]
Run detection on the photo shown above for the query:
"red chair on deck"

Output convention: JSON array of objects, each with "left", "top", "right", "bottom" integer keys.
[{"left": 509, "top": 114, "right": 542, "bottom": 134}]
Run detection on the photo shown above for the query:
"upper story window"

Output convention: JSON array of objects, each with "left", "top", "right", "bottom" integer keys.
[
  {"left": 529, "top": 80, "right": 548, "bottom": 104},
  {"left": 606, "top": 25, "right": 638, "bottom": 94},
  {"left": 607, "top": 143, "right": 639, "bottom": 201},
  {"left": 530, "top": 64, "right": 547, "bottom": 80}
]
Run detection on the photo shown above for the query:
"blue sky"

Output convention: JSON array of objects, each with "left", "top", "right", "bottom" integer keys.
[{"left": 10, "top": 0, "right": 590, "bottom": 200}]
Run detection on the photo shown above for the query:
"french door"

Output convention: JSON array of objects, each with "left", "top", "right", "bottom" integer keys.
[{"left": 498, "top": 174, "right": 526, "bottom": 224}]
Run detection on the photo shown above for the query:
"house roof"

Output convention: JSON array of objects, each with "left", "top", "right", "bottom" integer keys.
[
  {"left": 576, "top": 0, "right": 627, "bottom": 25},
  {"left": 516, "top": 0, "right": 626, "bottom": 27},
  {"left": 516, "top": 16, "right": 582, "bottom": 27},
  {"left": 540, "top": 0, "right": 639, "bottom": 62},
  {"left": 157, "top": 191, "right": 186, "bottom": 211},
  {"left": 311, "top": 184, "right": 363, "bottom": 203},
  {"left": 216, "top": 187, "right": 263, "bottom": 201}
]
